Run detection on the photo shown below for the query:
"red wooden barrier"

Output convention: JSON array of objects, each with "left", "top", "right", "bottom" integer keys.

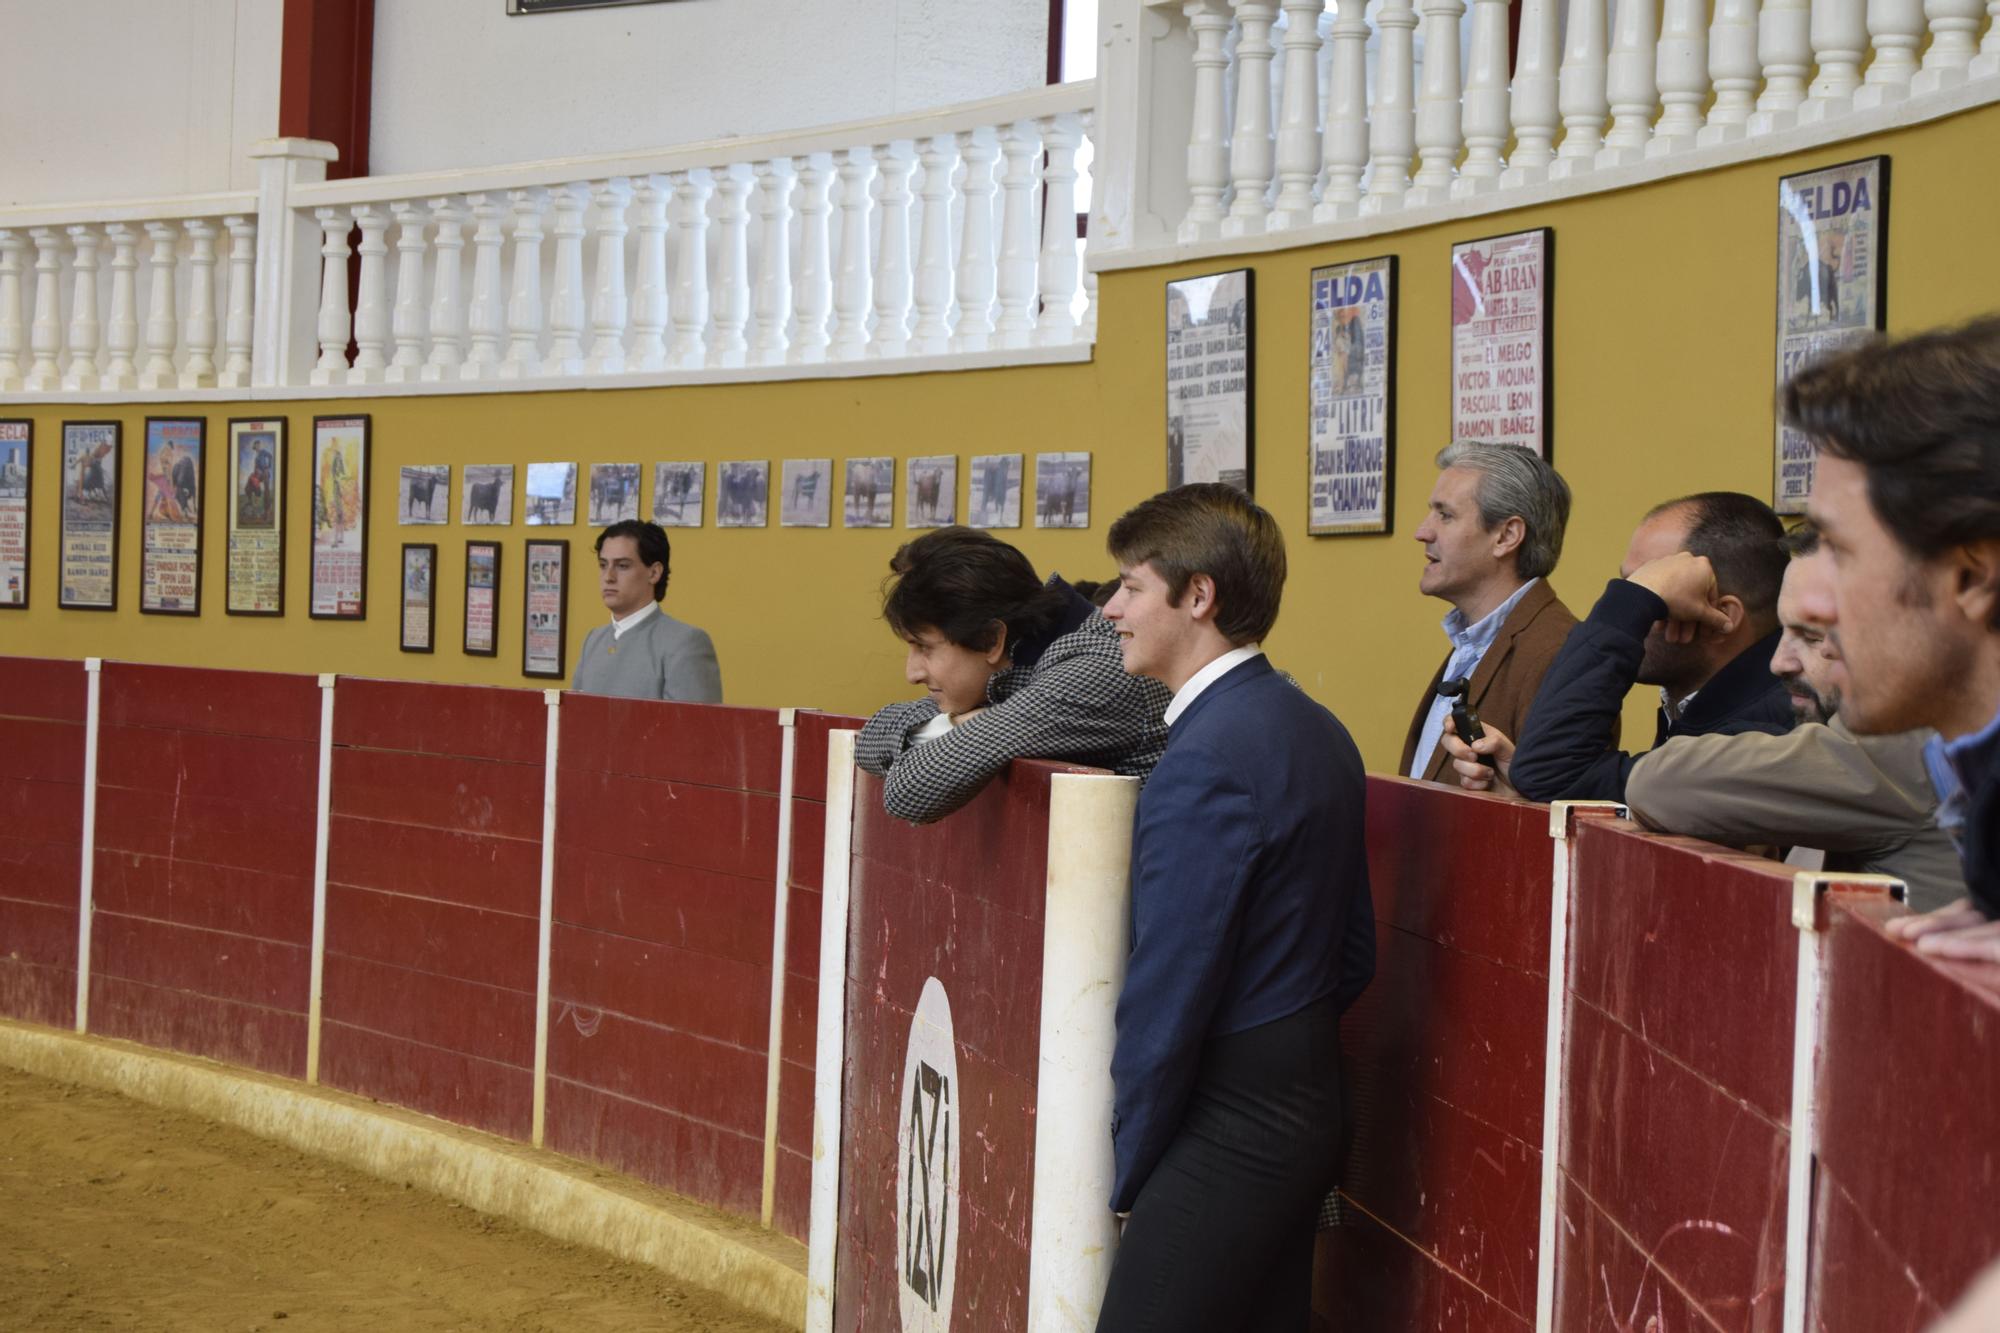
[
  {"left": 88, "top": 663, "right": 319, "bottom": 1077},
  {"left": 1557, "top": 821, "right": 1799, "bottom": 1333},
  {"left": 0, "top": 656, "right": 87, "bottom": 1029},
  {"left": 322, "top": 678, "right": 544, "bottom": 1138},
  {"left": 1810, "top": 897, "right": 2000, "bottom": 1329},
  {"left": 1316, "top": 776, "right": 1553, "bottom": 1331},
  {"left": 546, "top": 694, "right": 782, "bottom": 1218}
]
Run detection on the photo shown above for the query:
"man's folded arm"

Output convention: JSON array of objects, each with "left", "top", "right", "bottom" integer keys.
[
  {"left": 1511, "top": 579, "right": 1659, "bottom": 802},
  {"left": 855, "top": 699, "right": 940, "bottom": 778}
]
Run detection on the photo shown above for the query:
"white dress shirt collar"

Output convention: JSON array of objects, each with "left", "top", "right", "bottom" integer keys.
[
  {"left": 611, "top": 600, "right": 659, "bottom": 640},
  {"left": 1164, "top": 645, "right": 1265, "bottom": 726}
]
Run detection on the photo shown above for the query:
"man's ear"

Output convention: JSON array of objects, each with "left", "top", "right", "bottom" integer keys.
[
  {"left": 984, "top": 621, "right": 1010, "bottom": 665},
  {"left": 1186, "top": 573, "right": 1219, "bottom": 623},
  {"left": 1951, "top": 540, "right": 2000, "bottom": 628},
  {"left": 1708, "top": 592, "right": 1747, "bottom": 639},
  {"left": 1489, "top": 515, "right": 1526, "bottom": 562}
]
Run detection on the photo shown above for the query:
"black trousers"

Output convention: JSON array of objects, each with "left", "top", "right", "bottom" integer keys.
[{"left": 1095, "top": 995, "right": 1345, "bottom": 1333}]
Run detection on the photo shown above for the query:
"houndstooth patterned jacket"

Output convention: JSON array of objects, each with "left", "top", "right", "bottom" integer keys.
[{"left": 855, "top": 587, "right": 1172, "bottom": 825}]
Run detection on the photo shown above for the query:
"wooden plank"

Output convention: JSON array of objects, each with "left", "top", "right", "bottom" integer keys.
[
  {"left": 333, "top": 676, "right": 546, "bottom": 765},
  {"left": 102, "top": 662, "right": 319, "bottom": 741}
]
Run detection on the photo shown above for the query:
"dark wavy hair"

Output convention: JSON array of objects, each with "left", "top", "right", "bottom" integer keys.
[
  {"left": 1647, "top": 491, "right": 1786, "bottom": 622},
  {"left": 881, "top": 527, "right": 1066, "bottom": 653},
  {"left": 595, "top": 519, "right": 672, "bottom": 600}
]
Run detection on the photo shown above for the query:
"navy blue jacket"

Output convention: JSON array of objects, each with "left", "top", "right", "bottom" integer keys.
[
  {"left": 1510, "top": 578, "right": 1794, "bottom": 803},
  {"left": 1108, "top": 655, "right": 1375, "bottom": 1212}
]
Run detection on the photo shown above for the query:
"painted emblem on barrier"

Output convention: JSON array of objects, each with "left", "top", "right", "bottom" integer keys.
[{"left": 895, "top": 976, "right": 960, "bottom": 1331}]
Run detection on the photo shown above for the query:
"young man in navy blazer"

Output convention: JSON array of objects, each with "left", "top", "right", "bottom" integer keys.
[{"left": 1095, "top": 483, "right": 1375, "bottom": 1332}]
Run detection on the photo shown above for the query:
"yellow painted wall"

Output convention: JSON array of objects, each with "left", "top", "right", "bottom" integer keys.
[{"left": 7, "top": 103, "right": 1999, "bottom": 772}]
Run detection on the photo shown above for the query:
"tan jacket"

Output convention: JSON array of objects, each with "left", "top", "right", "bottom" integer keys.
[
  {"left": 1625, "top": 716, "right": 1965, "bottom": 912},
  {"left": 1400, "top": 580, "right": 1579, "bottom": 786}
]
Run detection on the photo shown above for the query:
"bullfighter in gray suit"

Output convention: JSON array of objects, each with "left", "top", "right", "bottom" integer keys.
[{"left": 571, "top": 520, "right": 723, "bottom": 703}]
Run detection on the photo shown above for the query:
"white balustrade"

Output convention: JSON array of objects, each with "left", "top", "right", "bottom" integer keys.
[
  {"left": 1036, "top": 112, "right": 1084, "bottom": 347},
  {"left": 830, "top": 149, "right": 875, "bottom": 361},
  {"left": 711, "top": 164, "right": 753, "bottom": 368},
  {"left": 139, "top": 222, "right": 181, "bottom": 390},
  {"left": 1360, "top": 0, "right": 1418, "bottom": 212},
  {"left": 544, "top": 183, "right": 590, "bottom": 376},
  {"left": 1314, "top": 0, "right": 1371, "bottom": 215},
  {"left": 751, "top": 160, "right": 793, "bottom": 368},
  {"left": 1457, "top": 0, "right": 1513, "bottom": 193},
  {"left": 420, "top": 199, "right": 462, "bottom": 383},
  {"left": 0, "top": 232, "right": 24, "bottom": 392},
  {"left": 871, "top": 144, "right": 916, "bottom": 359},
  {"left": 950, "top": 130, "right": 997, "bottom": 353},
  {"left": 502, "top": 188, "right": 548, "bottom": 379},
  {"left": 1600, "top": 0, "right": 1661, "bottom": 165},
  {"left": 792, "top": 154, "right": 835, "bottom": 365},
  {"left": 1552, "top": 0, "right": 1613, "bottom": 175},
  {"left": 1700, "top": 0, "right": 1764, "bottom": 142},
  {"left": 1853, "top": 0, "right": 1924, "bottom": 106},
  {"left": 1750, "top": 0, "right": 1814, "bottom": 131},
  {"left": 1913, "top": 0, "right": 1986, "bottom": 92},
  {"left": 346, "top": 206, "right": 388, "bottom": 385},
  {"left": 310, "top": 208, "right": 350, "bottom": 386},
  {"left": 219, "top": 216, "right": 256, "bottom": 388},
  {"left": 1271, "top": 0, "right": 1325, "bottom": 228},
  {"left": 1182, "top": 0, "right": 1234, "bottom": 241},
  {"left": 1649, "top": 0, "right": 1712, "bottom": 152},
  {"left": 1801, "top": 0, "right": 1870, "bottom": 118},
  {"left": 1222, "top": 1, "right": 1280, "bottom": 237},
  {"left": 26, "top": 228, "right": 62, "bottom": 391},
  {"left": 63, "top": 226, "right": 102, "bottom": 391},
  {"left": 585, "top": 178, "right": 633, "bottom": 375},
  {"left": 994, "top": 122, "right": 1041, "bottom": 348},
  {"left": 629, "top": 177, "right": 670, "bottom": 373},
  {"left": 1408, "top": 0, "right": 1467, "bottom": 204},
  {"left": 103, "top": 224, "right": 139, "bottom": 391},
  {"left": 386, "top": 202, "right": 429, "bottom": 384},
  {"left": 181, "top": 218, "right": 219, "bottom": 388},
  {"left": 460, "top": 193, "right": 506, "bottom": 380},
  {"left": 668, "top": 169, "right": 713, "bottom": 371},
  {"left": 1502, "top": 0, "right": 1563, "bottom": 183},
  {"left": 913, "top": 134, "right": 960, "bottom": 356},
  {"left": 1975, "top": 0, "right": 2000, "bottom": 78}
]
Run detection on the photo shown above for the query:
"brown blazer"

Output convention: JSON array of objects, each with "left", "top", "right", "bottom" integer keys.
[{"left": 1399, "top": 579, "right": 1582, "bottom": 786}]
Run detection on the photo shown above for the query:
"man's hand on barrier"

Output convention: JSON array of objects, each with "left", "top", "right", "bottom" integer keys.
[
  {"left": 1627, "top": 551, "right": 1732, "bottom": 644},
  {"left": 1441, "top": 716, "right": 1516, "bottom": 795},
  {"left": 1909, "top": 915, "right": 2000, "bottom": 965},
  {"left": 1885, "top": 896, "right": 1988, "bottom": 943}
]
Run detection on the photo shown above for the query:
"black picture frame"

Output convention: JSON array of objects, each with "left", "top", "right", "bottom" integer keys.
[
  {"left": 1307, "top": 254, "right": 1398, "bottom": 537},
  {"left": 400, "top": 543, "right": 438, "bottom": 653},
  {"left": 139, "top": 416, "right": 206, "bottom": 617},
  {"left": 309, "top": 414, "right": 371, "bottom": 620},
  {"left": 225, "top": 417, "right": 288, "bottom": 616},
  {"left": 0, "top": 420, "right": 31, "bottom": 610},
  {"left": 464, "top": 540, "right": 502, "bottom": 658},
  {"left": 522, "top": 538, "right": 570, "bottom": 679},
  {"left": 1165, "top": 267, "right": 1256, "bottom": 495},
  {"left": 59, "top": 420, "right": 121, "bottom": 612},
  {"left": 1448, "top": 226, "right": 1555, "bottom": 461}
]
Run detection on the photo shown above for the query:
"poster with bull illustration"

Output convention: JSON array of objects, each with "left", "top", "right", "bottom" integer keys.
[
  {"left": 1449, "top": 227, "right": 1552, "bottom": 458},
  {"left": 525, "top": 463, "right": 576, "bottom": 525},
  {"left": 461, "top": 464, "right": 515, "bottom": 525},
  {"left": 1033, "top": 453, "right": 1091, "bottom": 529},
  {"left": 716, "top": 461, "right": 769, "bottom": 528},
  {"left": 1309, "top": 254, "right": 1397, "bottom": 536},
  {"left": 0, "top": 421, "right": 29, "bottom": 609},
  {"left": 60, "top": 420, "right": 120, "bottom": 610},
  {"left": 310, "top": 415, "right": 369, "bottom": 619},
  {"left": 780, "top": 459, "right": 832, "bottom": 528},
  {"left": 905, "top": 456, "right": 957, "bottom": 529},
  {"left": 589, "top": 463, "right": 641, "bottom": 524},
  {"left": 967, "top": 454, "right": 1022, "bottom": 529},
  {"left": 227, "top": 418, "right": 285, "bottom": 615},
  {"left": 1165, "top": 267, "right": 1254, "bottom": 494},
  {"left": 398, "top": 465, "right": 450, "bottom": 524},
  {"left": 652, "top": 462, "right": 705, "bottom": 528},
  {"left": 141, "top": 417, "right": 206, "bottom": 615},
  {"left": 1774, "top": 156, "right": 1888, "bottom": 515},
  {"left": 843, "top": 457, "right": 892, "bottom": 528}
]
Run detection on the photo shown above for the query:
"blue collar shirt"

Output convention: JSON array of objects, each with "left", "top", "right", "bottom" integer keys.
[
  {"left": 1409, "top": 578, "right": 1539, "bottom": 779},
  {"left": 1921, "top": 699, "right": 2000, "bottom": 850}
]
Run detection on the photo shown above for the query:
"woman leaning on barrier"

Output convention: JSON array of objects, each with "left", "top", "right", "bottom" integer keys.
[{"left": 855, "top": 527, "right": 1172, "bottom": 824}]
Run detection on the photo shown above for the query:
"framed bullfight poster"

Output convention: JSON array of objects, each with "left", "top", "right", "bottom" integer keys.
[
  {"left": 1449, "top": 228, "right": 1553, "bottom": 458},
  {"left": 0, "top": 420, "right": 29, "bottom": 608},
  {"left": 464, "top": 540, "right": 502, "bottom": 657},
  {"left": 1308, "top": 255, "right": 1397, "bottom": 536},
  {"left": 140, "top": 417, "right": 205, "bottom": 615},
  {"left": 310, "top": 415, "right": 370, "bottom": 620},
  {"left": 523, "top": 538, "right": 570, "bottom": 679},
  {"left": 227, "top": 417, "right": 286, "bottom": 616},
  {"left": 400, "top": 542, "right": 437, "bottom": 653},
  {"left": 1166, "top": 268, "right": 1254, "bottom": 493},
  {"left": 60, "top": 420, "right": 120, "bottom": 611}
]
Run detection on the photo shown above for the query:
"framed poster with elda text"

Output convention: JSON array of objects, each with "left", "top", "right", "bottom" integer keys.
[
  {"left": 523, "top": 539, "right": 570, "bottom": 679},
  {"left": 0, "top": 421, "right": 30, "bottom": 609},
  {"left": 1308, "top": 255, "right": 1397, "bottom": 536},
  {"left": 311, "top": 415, "right": 370, "bottom": 619},
  {"left": 60, "top": 421, "right": 120, "bottom": 610},
  {"left": 227, "top": 418, "right": 286, "bottom": 615},
  {"left": 1166, "top": 268, "right": 1254, "bottom": 494},
  {"left": 1449, "top": 228, "right": 1553, "bottom": 458},
  {"left": 1774, "top": 156, "right": 1889, "bottom": 515},
  {"left": 140, "top": 417, "right": 205, "bottom": 616}
]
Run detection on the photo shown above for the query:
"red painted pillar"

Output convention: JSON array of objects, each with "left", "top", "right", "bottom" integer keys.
[{"left": 280, "top": 0, "right": 375, "bottom": 181}]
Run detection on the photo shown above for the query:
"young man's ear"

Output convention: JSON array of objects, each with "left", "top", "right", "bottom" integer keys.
[
  {"left": 1186, "top": 573, "right": 1219, "bottom": 623},
  {"left": 984, "top": 622, "right": 1010, "bottom": 665},
  {"left": 1951, "top": 540, "right": 2000, "bottom": 628}
]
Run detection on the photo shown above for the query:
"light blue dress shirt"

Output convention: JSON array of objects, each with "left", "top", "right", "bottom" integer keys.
[
  {"left": 1921, "top": 700, "right": 2000, "bottom": 850},
  {"left": 1408, "top": 578, "right": 1539, "bottom": 779}
]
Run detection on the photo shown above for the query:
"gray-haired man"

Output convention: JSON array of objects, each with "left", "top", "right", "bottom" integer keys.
[{"left": 1400, "top": 441, "right": 1581, "bottom": 787}]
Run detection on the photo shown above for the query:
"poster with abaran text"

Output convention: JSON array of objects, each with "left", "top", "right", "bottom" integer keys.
[
  {"left": 1165, "top": 268, "right": 1254, "bottom": 492},
  {"left": 523, "top": 539, "right": 569, "bottom": 678},
  {"left": 141, "top": 417, "right": 205, "bottom": 615},
  {"left": 311, "top": 416, "right": 370, "bottom": 619},
  {"left": 1308, "top": 256, "right": 1397, "bottom": 535},
  {"left": 1774, "top": 156, "right": 1889, "bottom": 514},
  {"left": 60, "top": 421, "right": 120, "bottom": 610},
  {"left": 1450, "top": 228, "right": 1553, "bottom": 457},
  {"left": 227, "top": 418, "right": 286, "bottom": 615},
  {"left": 0, "top": 421, "right": 29, "bottom": 608},
  {"left": 464, "top": 541, "right": 501, "bottom": 656}
]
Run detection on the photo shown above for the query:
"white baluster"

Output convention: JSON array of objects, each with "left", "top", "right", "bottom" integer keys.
[
  {"left": 584, "top": 177, "right": 633, "bottom": 375},
  {"left": 994, "top": 122, "right": 1041, "bottom": 349},
  {"left": 501, "top": 188, "right": 547, "bottom": 379},
  {"left": 1747, "top": 0, "right": 1813, "bottom": 132},
  {"left": 1314, "top": 0, "right": 1371, "bottom": 217},
  {"left": 343, "top": 205, "right": 388, "bottom": 384},
  {"left": 1361, "top": 0, "right": 1419, "bottom": 212},
  {"left": 751, "top": 160, "right": 793, "bottom": 368},
  {"left": 1271, "top": 0, "right": 1325, "bottom": 227},
  {"left": 178, "top": 218, "right": 219, "bottom": 387},
  {"left": 792, "top": 153, "right": 835, "bottom": 364},
  {"left": 830, "top": 149, "right": 875, "bottom": 361},
  {"left": 1646, "top": 0, "right": 1709, "bottom": 153},
  {"left": 1799, "top": 0, "right": 1867, "bottom": 117},
  {"left": 1037, "top": 113, "right": 1084, "bottom": 347},
  {"left": 950, "top": 129, "right": 998, "bottom": 354},
  {"left": 309, "top": 210, "right": 350, "bottom": 386},
  {"left": 869, "top": 144, "right": 915, "bottom": 360},
  {"left": 1597, "top": 0, "right": 1659, "bottom": 165},
  {"left": 1552, "top": 0, "right": 1611, "bottom": 174},
  {"left": 1912, "top": 0, "right": 1984, "bottom": 91},
  {"left": 710, "top": 164, "right": 752, "bottom": 368},
  {"left": 629, "top": 176, "right": 670, "bottom": 372},
  {"left": 1082, "top": 257, "right": 1099, "bottom": 344},
  {"left": 542, "top": 183, "right": 589, "bottom": 377},
  {"left": 1408, "top": 0, "right": 1467, "bottom": 203},
  {"left": 1854, "top": 0, "right": 1925, "bottom": 103},
  {"left": 1502, "top": 0, "right": 1562, "bottom": 183},
  {"left": 668, "top": 168, "right": 714, "bottom": 370},
  {"left": 385, "top": 201, "right": 428, "bottom": 383},
  {"left": 1973, "top": 0, "right": 2000, "bottom": 78},
  {"left": 1223, "top": 1, "right": 1280, "bottom": 237},
  {"left": 0, "top": 232, "right": 22, "bottom": 392},
  {"left": 99, "top": 224, "right": 138, "bottom": 391},
  {"left": 1698, "top": 0, "right": 1763, "bottom": 142},
  {"left": 1457, "top": 0, "right": 1512, "bottom": 191},
  {"left": 63, "top": 225, "right": 102, "bottom": 391},
  {"left": 422, "top": 197, "right": 467, "bottom": 382},
  {"left": 218, "top": 216, "right": 255, "bottom": 388},
  {"left": 1181, "top": 0, "right": 1233, "bottom": 242},
  {"left": 25, "top": 229, "right": 64, "bottom": 390},
  {"left": 459, "top": 193, "right": 506, "bottom": 380},
  {"left": 914, "top": 134, "right": 962, "bottom": 356},
  {"left": 139, "top": 221, "right": 181, "bottom": 390}
]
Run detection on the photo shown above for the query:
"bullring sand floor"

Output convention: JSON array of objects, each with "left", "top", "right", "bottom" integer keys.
[{"left": 0, "top": 1064, "right": 793, "bottom": 1331}]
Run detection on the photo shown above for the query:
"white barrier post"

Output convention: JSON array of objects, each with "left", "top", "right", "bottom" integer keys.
[
  {"left": 805, "top": 729, "right": 858, "bottom": 1333},
  {"left": 762, "top": 708, "right": 801, "bottom": 1227},
  {"left": 73, "top": 658, "right": 103, "bottom": 1034},
  {"left": 305, "top": 673, "right": 337, "bottom": 1084},
  {"left": 1026, "top": 772, "right": 1140, "bottom": 1332},
  {"left": 531, "top": 689, "right": 562, "bottom": 1148}
]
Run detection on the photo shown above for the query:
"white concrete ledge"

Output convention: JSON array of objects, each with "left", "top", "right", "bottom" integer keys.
[{"left": 0, "top": 1019, "right": 807, "bottom": 1330}]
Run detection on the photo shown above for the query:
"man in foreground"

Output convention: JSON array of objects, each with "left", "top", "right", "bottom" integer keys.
[
  {"left": 1095, "top": 484, "right": 1374, "bottom": 1331},
  {"left": 571, "top": 519, "right": 723, "bottom": 702}
]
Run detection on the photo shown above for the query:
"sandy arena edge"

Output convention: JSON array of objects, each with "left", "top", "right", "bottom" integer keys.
[{"left": 0, "top": 1019, "right": 807, "bottom": 1329}]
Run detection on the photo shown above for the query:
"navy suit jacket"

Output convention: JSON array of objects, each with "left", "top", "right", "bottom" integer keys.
[{"left": 1109, "top": 655, "right": 1375, "bottom": 1212}]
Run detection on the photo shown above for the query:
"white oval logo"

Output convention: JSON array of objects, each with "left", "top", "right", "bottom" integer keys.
[{"left": 895, "top": 976, "right": 961, "bottom": 1332}]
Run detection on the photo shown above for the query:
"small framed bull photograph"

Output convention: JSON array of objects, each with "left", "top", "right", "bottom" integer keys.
[
  {"left": 716, "top": 460, "right": 770, "bottom": 528},
  {"left": 780, "top": 459, "right": 832, "bottom": 528},
  {"left": 905, "top": 455, "right": 957, "bottom": 529},
  {"left": 464, "top": 540, "right": 502, "bottom": 657},
  {"left": 1166, "top": 267, "right": 1254, "bottom": 494},
  {"left": 227, "top": 417, "right": 286, "bottom": 615},
  {"left": 523, "top": 538, "right": 570, "bottom": 679},
  {"left": 968, "top": 454, "right": 1023, "bottom": 529},
  {"left": 843, "top": 457, "right": 892, "bottom": 528},
  {"left": 398, "top": 465, "right": 450, "bottom": 525},
  {"left": 140, "top": 417, "right": 206, "bottom": 616},
  {"left": 1034, "top": 453, "right": 1091, "bottom": 529},
  {"left": 400, "top": 542, "right": 437, "bottom": 654},
  {"left": 60, "top": 420, "right": 121, "bottom": 611},
  {"left": 588, "top": 462, "right": 641, "bottom": 524},
  {"left": 310, "top": 416, "right": 370, "bottom": 619},
  {"left": 462, "top": 463, "right": 515, "bottom": 525},
  {"left": 652, "top": 462, "right": 705, "bottom": 528},
  {"left": 0, "top": 420, "right": 31, "bottom": 609}
]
